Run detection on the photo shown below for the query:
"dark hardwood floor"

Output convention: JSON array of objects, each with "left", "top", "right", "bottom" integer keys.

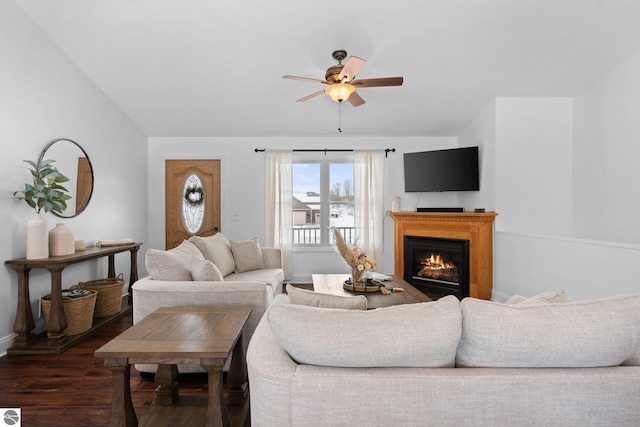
[{"left": 0, "top": 311, "right": 212, "bottom": 426}]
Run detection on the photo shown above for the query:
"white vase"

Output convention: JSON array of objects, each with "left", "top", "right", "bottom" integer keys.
[
  {"left": 26, "top": 213, "right": 48, "bottom": 259},
  {"left": 49, "top": 223, "right": 75, "bottom": 256}
]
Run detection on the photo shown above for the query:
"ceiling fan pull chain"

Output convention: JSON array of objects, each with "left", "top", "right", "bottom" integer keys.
[{"left": 338, "top": 101, "right": 342, "bottom": 133}]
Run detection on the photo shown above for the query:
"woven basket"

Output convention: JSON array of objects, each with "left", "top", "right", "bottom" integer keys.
[
  {"left": 41, "top": 290, "right": 97, "bottom": 336},
  {"left": 78, "top": 273, "right": 125, "bottom": 318}
]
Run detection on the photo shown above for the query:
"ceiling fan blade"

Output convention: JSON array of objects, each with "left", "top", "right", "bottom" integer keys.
[
  {"left": 351, "top": 77, "right": 404, "bottom": 87},
  {"left": 339, "top": 56, "right": 366, "bottom": 82},
  {"left": 347, "top": 91, "right": 366, "bottom": 107},
  {"left": 295, "top": 89, "right": 326, "bottom": 102},
  {"left": 283, "top": 75, "right": 327, "bottom": 84}
]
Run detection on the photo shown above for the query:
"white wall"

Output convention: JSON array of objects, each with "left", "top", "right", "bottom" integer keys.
[
  {"left": 494, "top": 232, "right": 640, "bottom": 302},
  {"left": 463, "top": 65, "right": 640, "bottom": 301},
  {"left": 494, "top": 98, "right": 574, "bottom": 235},
  {"left": 0, "top": 0, "right": 148, "bottom": 355},
  {"left": 573, "top": 49, "right": 640, "bottom": 244},
  {"left": 147, "top": 137, "right": 459, "bottom": 283},
  {"left": 457, "top": 100, "right": 496, "bottom": 212}
]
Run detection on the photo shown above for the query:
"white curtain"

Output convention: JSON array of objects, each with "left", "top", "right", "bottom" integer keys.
[
  {"left": 354, "top": 150, "right": 385, "bottom": 264},
  {"left": 264, "top": 150, "right": 293, "bottom": 278}
]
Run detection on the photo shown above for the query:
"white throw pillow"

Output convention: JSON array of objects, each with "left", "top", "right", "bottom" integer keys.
[
  {"left": 457, "top": 293, "right": 640, "bottom": 368},
  {"left": 190, "top": 256, "right": 224, "bottom": 281},
  {"left": 504, "top": 295, "right": 527, "bottom": 304},
  {"left": 506, "top": 290, "right": 567, "bottom": 305},
  {"left": 189, "top": 233, "right": 236, "bottom": 276},
  {"left": 268, "top": 295, "right": 461, "bottom": 368},
  {"left": 230, "top": 238, "right": 264, "bottom": 273},
  {"left": 145, "top": 240, "right": 203, "bottom": 281},
  {"left": 286, "top": 284, "right": 367, "bottom": 310}
]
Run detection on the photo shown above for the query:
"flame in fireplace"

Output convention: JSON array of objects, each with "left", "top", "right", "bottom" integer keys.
[
  {"left": 417, "top": 253, "right": 459, "bottom": 282},
  {"left": 421, "top": 254, "right": 456, "bottom": 271}
]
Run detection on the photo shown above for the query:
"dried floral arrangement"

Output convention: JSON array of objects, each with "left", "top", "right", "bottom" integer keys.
[{"left": 331, "top": 226, "right": 376, "bottom": 283}]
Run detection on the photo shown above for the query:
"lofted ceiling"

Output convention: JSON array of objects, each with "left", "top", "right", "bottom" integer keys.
[{"left": 13, "top": 0, "right": 640, "bottom": 137}]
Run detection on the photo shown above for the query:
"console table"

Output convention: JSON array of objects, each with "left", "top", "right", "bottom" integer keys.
[{"left": 5, "top": 242, "right": 142, "bottom": 355}]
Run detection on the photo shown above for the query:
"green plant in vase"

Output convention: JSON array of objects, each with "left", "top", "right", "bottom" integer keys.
[
  {"left": 14, "top": 159, "right": 71, "bottom": 259},
  {"left": 14, "top": 159, "right": 71, "bottom": 214}
]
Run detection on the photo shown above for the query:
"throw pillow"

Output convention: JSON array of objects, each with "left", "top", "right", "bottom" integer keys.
[
  {"left": 189, "top": 233, "right": 236, "bottom": 276},
  {"left": 230, "top": 238, "right": 265, "bottom": 273},
  {"left": 145, "top": 240, "right": 204, "bottom": 281},
  {"left": 286, "top": 284, "right": 367, "bottom": 310},
  {"left": 504, "top": 295, "right": 527, "bottom": 304},
  {"left": 190, "top": 256, "right": 224, "bottom": 281},
  {"left": 268, "top": 295, "right": 461, "bottom": 368},
  {"left": 506, "top": 290, "right": 568, "bottom": 305},
  {"left": 456, "top": 293, "right": 640, "bottom": 368}
]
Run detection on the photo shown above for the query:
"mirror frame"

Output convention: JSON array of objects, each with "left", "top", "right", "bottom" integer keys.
[{"left": 38, "top": 138, "right": 94, "bottom": 218}]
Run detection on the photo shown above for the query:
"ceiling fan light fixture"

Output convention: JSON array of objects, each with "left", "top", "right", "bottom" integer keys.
[{"left": 325, "top": 83, "right": 355, "bottom": 102}]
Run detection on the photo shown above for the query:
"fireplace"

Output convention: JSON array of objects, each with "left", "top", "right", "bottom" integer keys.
[
  {"left": 388, "top": 211, "right": 497, "bottom": 300},
  {"left": 404, "top": 236, "right": 469, "bottom": 300}
]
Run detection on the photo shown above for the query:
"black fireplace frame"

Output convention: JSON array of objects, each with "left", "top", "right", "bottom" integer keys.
[{"left": 403, "top": 235, "right": 470, "bottom": 300}]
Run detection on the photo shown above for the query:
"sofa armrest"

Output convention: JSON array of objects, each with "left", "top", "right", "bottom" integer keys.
[
  {"left": 132, "top": 276, "right": 270, "bottom": 322},
  {"left": 132, "top": 276, "right": 271, "bottom": 361},
  {"left": 247, "top": 294, "right": 297, "bottom": 426},
  {"left": 261, "top": 247, "right": 282, "bottom": 269}
]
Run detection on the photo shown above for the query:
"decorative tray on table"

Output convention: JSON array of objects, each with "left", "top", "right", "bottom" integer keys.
[
  {"left": 343, "top": 278, "right": 381, "bottom": 293},
  {"left": 343, "top": 277, "right": 405, "bottom": 295}
]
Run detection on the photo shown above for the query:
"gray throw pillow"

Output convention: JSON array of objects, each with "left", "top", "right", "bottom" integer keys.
[
  {"left": 230, "top": 238, "right": 265, "bottom": 273},
  {"left": 190, "top": 256, "right": 224, "bottom": 281},
  {"left": 286, "top": 284, "right": 367, "bottom": 310},
  {"left": 145, "top": 239, "right": 204, "bottom": 281},
  {"left": 189, "top": 233, "right": 236, "bottom": 276}
]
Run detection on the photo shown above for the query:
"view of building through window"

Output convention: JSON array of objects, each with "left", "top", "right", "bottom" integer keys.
[{"left": 293, "top": 160, "right": 354, "bottom": 245}]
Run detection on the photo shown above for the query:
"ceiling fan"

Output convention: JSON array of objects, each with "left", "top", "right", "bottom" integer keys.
[{"left": 283, "top": 50, "right": 404, "bottom": 107}]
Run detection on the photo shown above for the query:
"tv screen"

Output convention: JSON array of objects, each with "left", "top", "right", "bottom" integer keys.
[{"left": 404, "top": 146, "right": 479, "bottom": 192}]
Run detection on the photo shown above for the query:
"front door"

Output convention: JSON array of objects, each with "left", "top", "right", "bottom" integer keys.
[{"left": 165, "top": 159, "right": 221, "bottom": 250}]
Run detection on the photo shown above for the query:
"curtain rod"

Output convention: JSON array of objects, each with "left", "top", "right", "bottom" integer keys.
[{"left": 254, "top": 148, "right": 396, "bottom": 158}]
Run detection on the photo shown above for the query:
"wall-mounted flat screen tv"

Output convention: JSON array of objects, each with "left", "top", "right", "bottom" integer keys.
[{"left": 404, "top": 146, "right": 479, "bottom": 192}]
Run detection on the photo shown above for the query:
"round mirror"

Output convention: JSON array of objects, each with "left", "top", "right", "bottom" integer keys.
[{"left": 38, "top": 138, "right": 94, "bottom": 218}]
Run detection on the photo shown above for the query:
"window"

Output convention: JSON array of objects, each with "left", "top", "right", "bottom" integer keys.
[
  {"left": 293, "top": 155, "right": 354, "bottom": 246},
  {"left": 182, "top": 174, "right": 205, "bottom": 234}
]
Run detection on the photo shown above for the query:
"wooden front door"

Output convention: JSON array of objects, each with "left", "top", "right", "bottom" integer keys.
[{"left": 165, "top": 160, "right": 221, "bottom": 250}]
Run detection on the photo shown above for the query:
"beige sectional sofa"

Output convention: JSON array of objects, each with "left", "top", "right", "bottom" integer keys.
[
  {"left": 132, "top": 233, "right": 284, "bottom": 373},
  {"left": 247, "top": 289, "right": 640, "bottom": 426}
]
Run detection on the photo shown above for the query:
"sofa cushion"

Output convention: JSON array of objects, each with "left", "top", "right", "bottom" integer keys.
[
  {"left": 222, "top": 268, "right": 283, "bottom": 296},
  {"left": 145, "top": 240, "right": 204, "bottom": 281},
  {"left": 231, "top": 238, "right": 265, "bottom": 273},
  {"left": 457, "top": 293, "right": 640, "bottom": 368},
  {"left": 505, "top": 290, "right": 567, "bottom": 305},
  {"left": 189, "top": 233, "right": 236, "bottom": 276},
  {"left": 286, "top": 284, "right": 367, "bottom": 310},
  {"left": 267, "top": 295, "right": 461, "bottom": 368},
  {"left": 190, "top": 257, "right": 224, "bottom": 281}
]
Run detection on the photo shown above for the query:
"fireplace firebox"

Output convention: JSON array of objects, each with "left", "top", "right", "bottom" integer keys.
[{"left": 403, "top": 236, "right": 470, "bottom": 300}]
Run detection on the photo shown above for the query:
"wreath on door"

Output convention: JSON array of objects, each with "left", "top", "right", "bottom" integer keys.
[{"left": 183, "top": 185, "right": 204, "bottom": 207}]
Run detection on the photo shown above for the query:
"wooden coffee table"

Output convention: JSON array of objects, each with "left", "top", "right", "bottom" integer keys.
[
  {"left": 95, "top": 306, "right": 251, "bottom": 427},
  {"left": 312, "top": 274, "right": 431, "bottom": 308}
]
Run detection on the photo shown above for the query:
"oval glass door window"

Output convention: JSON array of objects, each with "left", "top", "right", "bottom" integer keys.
[{"left": 182, "top": 174, "right": 205, "bottom": 234}]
